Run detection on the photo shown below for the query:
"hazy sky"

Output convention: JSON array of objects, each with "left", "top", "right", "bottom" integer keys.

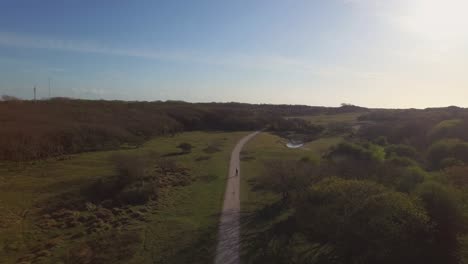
[{"left": 1, "top": 0, "right": 467, "bottom": 107}]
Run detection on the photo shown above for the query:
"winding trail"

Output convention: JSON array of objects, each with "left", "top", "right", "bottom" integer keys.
[{"left": 215, "top": 132, "right": 259, "bottom": 264}]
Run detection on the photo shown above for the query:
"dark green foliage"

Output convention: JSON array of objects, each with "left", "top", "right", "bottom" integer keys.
[
  {"left": 416, "top": 182, "right": 465, "bottom": 264},
  {"left": 385, "top": 144, "right": 418, "bottom": 159},
  {"left": 244, "top": 177, "right": 434, "bottom": 264},
  {"left": 255, "top": 159, "right": 316, "bottom": 203},
  {"left": 440, "top": 157, "right": 465, "bottom": 169},
  {"left": 325, "top": 122, "right": 353, "bottom": 136},
  {"left": 394, "top": 166, "right": 427, "bottom": 193},
  {"left": 323, "top": 142, "right": 384, "bottom": 180},
  {"left": 295, "top": 178, "right": 432, "bottom": 264},
  {"left": 374, "top": 161, "right": 426, "bottom": 193},
  {"left": 427, "top": 139, "right": 468, "bottom": 169},
  {"left": 374, "top": 136, "right": 388, "bottom": 146},
  {"left": 118, "top": 184, "right": 156, "bottom": 205},
  {"left": 93, "top": 153, "right": 158, "bottom": 205},
  {"left": 113, "top": 153, "right": 148, "bottom": 187},
  {"left": 270, "top": 118, "right": 325, "bottom": 142},
  {"left": 244, "top": 107, "right": 468, "bottom": 263},
  {"left": 428, "top": 119, "right": 465, "bottom": 141},
  {"left": 386, "top": 156, "right": 418, "bottom": 167},
  {"left": 444, "top": 166, "right": 468, "bottom": 187},
  {"left": 327, "top": 142, "right": 384, "bottom": 162}
]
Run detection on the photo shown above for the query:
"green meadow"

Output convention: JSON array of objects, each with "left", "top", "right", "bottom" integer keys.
[{"left": 0, "top": 131, "right": 247, "bottom": 264}]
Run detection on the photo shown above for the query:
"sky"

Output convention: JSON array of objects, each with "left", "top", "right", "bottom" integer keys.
[{"left": 0, "top": 0, "right": 467, "bottom": 108}]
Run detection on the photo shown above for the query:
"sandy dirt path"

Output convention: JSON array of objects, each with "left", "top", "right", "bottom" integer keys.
[{"left": 215, "top": 131, "right": 259, "bottom": 264}]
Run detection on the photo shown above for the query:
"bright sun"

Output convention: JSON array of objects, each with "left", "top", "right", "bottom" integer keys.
[{"left": 399, "top": 0, "right": 468, "bottom": 41}]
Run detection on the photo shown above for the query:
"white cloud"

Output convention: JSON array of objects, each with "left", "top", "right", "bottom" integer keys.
[{"left": 0, "top": 31, "right": 378, "bottom": 80}]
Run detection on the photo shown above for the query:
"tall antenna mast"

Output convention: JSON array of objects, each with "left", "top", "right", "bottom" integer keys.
[
  {"left": 33, "top": 85, "right": 37, "bottom": 101},
  {"left": 48, "top": 77, "right": 51, "bottom": 98}
]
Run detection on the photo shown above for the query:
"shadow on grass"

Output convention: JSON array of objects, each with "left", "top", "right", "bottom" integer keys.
[
  {"left": 136, "top": 201, "right": 295, "bottom": 264},
  {"left": 141, "top": 202, "right": 288, "bottom": 264},
  {"left": 161, "top": 151, "right": 186, "bottom": 157},
  {"left": 142, "top": 219, "right": 220, "bottom": 264},
  {"left": 240, "top": 201, "right": 298, "bottom": 264}
]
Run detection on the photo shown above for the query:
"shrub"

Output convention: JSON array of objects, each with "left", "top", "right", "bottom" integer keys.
[
  {"left": 177, "top": 142, "right": 193, "bottom": 153},
  {"left": 395, "top": 166, "right": 427, "bottom": 193},
  {"left": 256, "top": 159, "right": 315, "bottom": 203},
  {"left": 327, "top": 142, "right": 371, "bottom": 161},
  {"left": 112, "top": 153, "right": 147, "bottom": 188},
  {"left": 295, "top": 177, "right": 432, "bottom": 264},
  {"left": 427, "top": 139, "right": 468, "bottom": 169},
  {"left": 428, "top": 119, "right": 464, "bottom": 141},
  {"left": 416, "top": 182, "right": 465, "bottom": 263},
  {"left": 386, "top": 156, "right": 417, "bottom": 167},
  {"left": 444, "top": 166, "right": 468, "bottom": 187},
  {"left": 440, "top": 157, "right": 464, "bottom": 169},
  {"left": 385, "top": 144, "right": 418, "bottom": 159},
  {"left": 374, "top": 136, "right": 388, "bottom": 146},
  {"left": 118, "top": 184, "right": 156, "bottom": 205}
]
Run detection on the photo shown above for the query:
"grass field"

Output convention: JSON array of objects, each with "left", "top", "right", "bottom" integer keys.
[
  {"left": 0, "top": 131, "right": 247, "bottom": 264},
  {"left": 288, "top": 112, "right": 365, "bottom": 125}
]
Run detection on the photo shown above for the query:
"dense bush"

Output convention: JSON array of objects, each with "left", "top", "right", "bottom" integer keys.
[
  {"left": 113, "top": 153, "right": 148, "bottom": 188},
  {"left": 416, "top": 182, "right": 465, "bottom": 264},
  {"left": 255, "top": 159, "right": 316, "bottom": 202},
  {"left": 428, "top": 119, "right": 467, "bottom": 142},
  {"left": 444, "top": 166, "right": 468, "bottom": 187},
  {"left": 177, "top": 142, "right": 193, "bottom": 153},
  {"left": 385, "top": 144, "right": 418, "bottom": 159},
  {"left": 270, "top": 118, "right": 325, "bottom": 142},
  {"left": 84, "top": 153, "right": 158, "bottom": 206},
  {"left": 427, "top": 139, "right": 468, "bottom": 169},
  {"left": 294, "top": 178, "right": 432, "bottom": 264},
  {"left": 327, "top": 142, "right": 384, "bottom": 162}
]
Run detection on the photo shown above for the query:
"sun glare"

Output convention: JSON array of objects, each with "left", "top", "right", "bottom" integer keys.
[{"left": 400, "top": 0, "right": 468, "bottom": 42}]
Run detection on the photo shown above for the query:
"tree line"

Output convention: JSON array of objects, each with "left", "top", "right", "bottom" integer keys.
[{"left": 0, "top": 99, "right": 361, "bottom": 161}]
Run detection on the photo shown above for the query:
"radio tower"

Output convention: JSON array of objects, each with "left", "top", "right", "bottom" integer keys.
[
  {"left": 48, "top": 78, "right": 51, "bottom": 99},
  {"left": 34, "top": 85, "right": 37, "bottom": 101}
]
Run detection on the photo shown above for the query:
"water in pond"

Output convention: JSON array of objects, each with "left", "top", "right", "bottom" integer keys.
[{"left": 286, "top": 141, "right": 304, "bottom": 148}]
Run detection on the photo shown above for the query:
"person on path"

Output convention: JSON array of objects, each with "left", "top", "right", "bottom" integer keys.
[{"left": 236, "top": 168, "right": 238, "bottom": 176}]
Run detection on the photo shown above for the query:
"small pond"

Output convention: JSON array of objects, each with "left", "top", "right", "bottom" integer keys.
[{"left": 286, "top": 141, "right": 304, "bottom": 148}]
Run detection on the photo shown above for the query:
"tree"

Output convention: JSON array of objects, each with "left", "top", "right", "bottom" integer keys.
[
  {"left": 256, "top": 159, "right": 315, "bottom": 203},
  {"left": 427, "top": 139, "right": 468, "bottom": 169},
  {"left": 294, "top": 177, "right": 432, "bottom": 264},
  {"left": 416, "top": 182, "right": 464, "bottom": 264},
  {"left": 385, "top": 144, "right": 418, "bottom": 159}
]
